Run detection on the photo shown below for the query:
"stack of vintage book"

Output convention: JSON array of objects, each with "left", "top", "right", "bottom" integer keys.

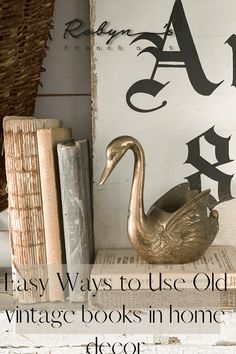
[{"left": 3, "top": 116, "right": 94, "bottom": 304}]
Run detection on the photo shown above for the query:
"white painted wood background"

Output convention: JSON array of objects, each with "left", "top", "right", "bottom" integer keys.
[{"left": 0, "top": 0, "right": 236, "bottom": 352}]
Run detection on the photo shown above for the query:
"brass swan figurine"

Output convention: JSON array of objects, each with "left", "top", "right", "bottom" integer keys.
[{"left": 99, "top": 136, "right": 219, "bottom": 264}]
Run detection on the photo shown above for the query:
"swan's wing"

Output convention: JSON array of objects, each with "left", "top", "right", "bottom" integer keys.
[
  {"left": 147, "top": 189, "right": 217, "bottom": 262},
  {"left": 147, "top": 182, "right": 198, "bottom": 215},
  {"left": 163, "top": 189, "right": 211, "bottom": 248}
]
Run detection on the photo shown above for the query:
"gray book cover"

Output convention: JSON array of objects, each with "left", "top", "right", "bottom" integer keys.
[{"left": 57, "top": 140, "right": 94, "bottom": 302}]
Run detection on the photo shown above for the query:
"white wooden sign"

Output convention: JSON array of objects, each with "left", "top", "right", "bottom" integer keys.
[{"left": 92, "top": 0, "right": 236, "bottom": 249}]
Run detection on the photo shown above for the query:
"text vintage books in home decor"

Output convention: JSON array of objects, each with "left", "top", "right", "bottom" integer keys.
[
  {"left": 57, "top": 140, "right": 94, "bottom": 302},
  {"left": 3, "top": 116, "right": 61, "bottom": 304},
  {"left": 91, "top": 0, "right": 236, "bottom": 250}
]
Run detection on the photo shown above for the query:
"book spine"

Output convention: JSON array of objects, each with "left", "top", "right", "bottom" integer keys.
[
  {"left": 57, "top": 140, "right": 93, "bottom": 302},
  {"left": 37, "top": 129, "right": 66, "bottom": 302},
  {"left": 76, "top": 140, "right": 94, "bottom": 262},
  {"left": 3, "top": 118, "right": 61, "bottom": 303}
]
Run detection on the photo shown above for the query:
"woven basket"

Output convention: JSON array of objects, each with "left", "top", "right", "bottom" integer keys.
[{"left": 0, "top": 0, "right": 55, "bottom": 212}]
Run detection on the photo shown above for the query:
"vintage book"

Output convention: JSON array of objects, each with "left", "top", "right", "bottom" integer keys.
[
  {"left": 89, "top": 247, "right": 236, "bottom": 309},
  {"left": 57, "top": 140, "right": 94, "bottom": 302},
  {"left": 91, "top": 0, "right": 236, "bottom": 251},
  {"left": 91, "top": 247, "right": 236, "bottom": 289},
  {"left": 37, "top": 127, "right": 72, "bottom": 302},
  {"left": 3, "top": 116, "right": 61, "bottom": 304}
]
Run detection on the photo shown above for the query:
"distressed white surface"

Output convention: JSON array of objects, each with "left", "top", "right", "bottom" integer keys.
[
  {"left": 0, "top": 332, "right": 236, "bottom": 353},
  {"left": 0, "top": 347, "right": 236, "bottom": 354}
]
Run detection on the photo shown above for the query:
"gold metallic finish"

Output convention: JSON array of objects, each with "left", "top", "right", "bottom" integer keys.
[{"left": 99, "top": 136, "right": 219, "bottom": 264}]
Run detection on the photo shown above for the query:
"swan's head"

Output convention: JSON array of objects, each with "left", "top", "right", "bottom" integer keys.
[{"left": 99, "top": 136, "right": 137, "bottom": 185}]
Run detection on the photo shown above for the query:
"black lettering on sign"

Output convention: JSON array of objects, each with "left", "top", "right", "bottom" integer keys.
[
  {"left": 64, "top": 18, "right": 171, "bottom": 45},
  {"left": 126, "top": 0, "right": 223, "bottom": 113},
  {"left": 185, "top": 127, "right": 234, "bottom": 209},
  {"left": 225, "top": 34, "right": 236, "bottom": 87}
]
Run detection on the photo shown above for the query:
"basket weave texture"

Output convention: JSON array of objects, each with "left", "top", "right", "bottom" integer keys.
[{"left": 0, "top": 0, "right": 55, "bottom": 212}]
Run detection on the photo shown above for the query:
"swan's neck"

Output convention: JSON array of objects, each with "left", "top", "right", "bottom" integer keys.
[{"left": 129, "top": 142, "right": 146, "bottom": 229}]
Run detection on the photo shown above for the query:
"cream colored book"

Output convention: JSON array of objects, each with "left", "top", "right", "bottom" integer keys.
[
  {"left": 3, "top": 116, "right": 61, "bottom": 304},
  {"left": 37, "top": 127, "right": 72, "bottom": 302}
]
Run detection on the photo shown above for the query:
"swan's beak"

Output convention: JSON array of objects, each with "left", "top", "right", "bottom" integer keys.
[
  {"left": 99, "top": 161, "right": 113, "bottom": 185},
  {"left": 99, "top": 147, "right": 125, "bottom": 185}
]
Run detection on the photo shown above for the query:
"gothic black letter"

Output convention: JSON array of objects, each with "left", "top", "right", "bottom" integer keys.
[
  {"left": 185, "top": 127, "right": 233, "bottom": 208},
  {"left": 127, "top": 0, "right": 223, "bottom": 113},
  {"left": 226, "top": 34, "right": 236, "bottom": 87}
]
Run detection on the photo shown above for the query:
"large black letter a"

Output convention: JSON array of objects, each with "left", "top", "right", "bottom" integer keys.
[{"left": 127, "top": 0, "right": 223, "bottom": 113}]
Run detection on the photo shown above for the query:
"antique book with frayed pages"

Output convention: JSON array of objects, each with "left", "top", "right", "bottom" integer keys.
[{"left": 3, "top": 116, "right": 61, "bottom": 304}]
